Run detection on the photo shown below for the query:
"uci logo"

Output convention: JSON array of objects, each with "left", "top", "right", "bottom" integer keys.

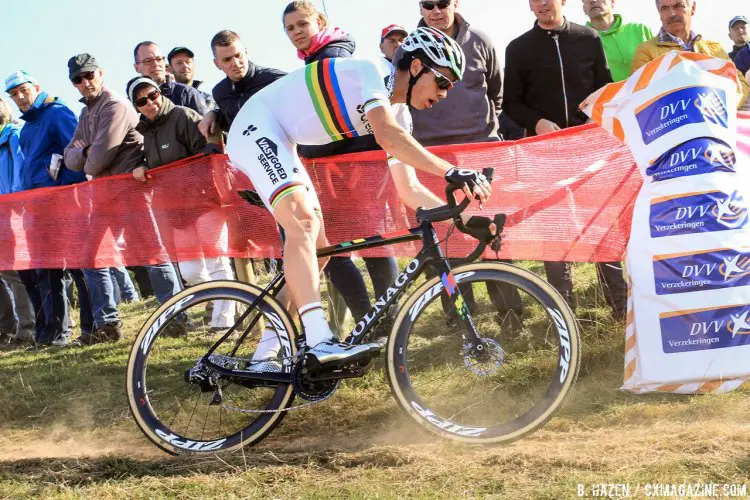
[{"left": 728, "top": 310, "right": 750, "bottom": 338}]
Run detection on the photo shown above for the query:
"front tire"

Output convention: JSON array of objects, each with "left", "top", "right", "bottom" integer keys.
[{"left": 386, "top": 262, "right": 580, "bottom": 444}]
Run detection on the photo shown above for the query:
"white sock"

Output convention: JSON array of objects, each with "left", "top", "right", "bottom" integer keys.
[
  {"left": 299, "top": 301, "right": 334, "bottom": 346},
  {"left": 252, "top": 328, "right": 282, "bottom": 361}
]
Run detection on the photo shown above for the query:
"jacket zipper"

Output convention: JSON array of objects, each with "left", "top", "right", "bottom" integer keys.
[{"left": 552, "top": 34, "right": 570, "bottom": 128}]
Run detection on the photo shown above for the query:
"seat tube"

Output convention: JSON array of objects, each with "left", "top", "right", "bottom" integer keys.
[{"left": 422, "top": 222, "right": 482, "bottom": 345}]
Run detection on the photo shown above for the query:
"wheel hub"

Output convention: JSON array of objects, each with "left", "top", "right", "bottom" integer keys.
[{"left": 463, "top": 338, "right": 504, "bottom": 376}]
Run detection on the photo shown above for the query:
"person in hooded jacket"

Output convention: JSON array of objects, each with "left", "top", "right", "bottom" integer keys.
[
  {"left": 126, "top": 77, "right": 236, "bottom": 331},
  {"left": 0, "top": 97, "right": 35, "bottom": 348},
  {"left": 282, "top": 0, "right": 401, "bottom": 331},
  {"left": 5, "top": 70, "right": 87, "bottom": 347}
]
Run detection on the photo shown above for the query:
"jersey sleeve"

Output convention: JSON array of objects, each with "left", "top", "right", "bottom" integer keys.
[{"left": 359, "top": 59, "right": 392, "bottom": 114}]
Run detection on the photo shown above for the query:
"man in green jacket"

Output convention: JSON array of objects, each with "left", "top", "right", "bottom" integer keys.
[{"left": 583, "top": 0, "right": 653, "bottom": 82}]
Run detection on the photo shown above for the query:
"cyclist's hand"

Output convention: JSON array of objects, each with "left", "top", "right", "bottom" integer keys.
[{"left": 445, "top": 168, "right": 492, "bottom": 205}]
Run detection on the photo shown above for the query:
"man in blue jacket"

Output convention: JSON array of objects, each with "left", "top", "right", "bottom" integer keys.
[{"left": 5, "top": 70, "right": 87, "bottom": 347}]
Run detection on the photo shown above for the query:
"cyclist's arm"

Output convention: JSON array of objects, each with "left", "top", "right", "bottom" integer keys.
[
  {"left": 390, "top": 161, "right": 444, "bottom": 211},
  {"left": 367, "top": 106, "right": 453, "bottom": 177}
]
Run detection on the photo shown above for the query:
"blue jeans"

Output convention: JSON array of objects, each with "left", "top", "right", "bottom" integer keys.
[
  {"left": 146, "top": 263, "right": 182, "bottom": 304},
  {"left": 83, "top": 268, "right": 120, "bottom": 326},
  {"left": 85, "top": 264, "right": 180, "bottom": 327},
  {"left": 111, "top": 267, "right": 139, "bottom": 303},
  {"left": 18, "top": 269, "right": 69, "bottom": 344}
]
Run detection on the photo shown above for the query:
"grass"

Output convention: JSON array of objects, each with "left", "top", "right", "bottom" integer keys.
[{"left": 0, "top": 262, "right": 749, "bottom": 499}]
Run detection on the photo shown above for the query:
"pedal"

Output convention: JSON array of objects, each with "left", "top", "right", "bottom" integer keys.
[{"left": 303, "top": 343, "right": 382, "bottom": 373}]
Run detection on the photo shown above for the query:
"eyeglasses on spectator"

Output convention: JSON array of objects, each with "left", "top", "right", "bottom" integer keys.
[
  {"left": 420, "top": 0, "right": 452, "bottom": 11},
  {"left": 71, "top": 71, "right": 96, "bottom": 85}
]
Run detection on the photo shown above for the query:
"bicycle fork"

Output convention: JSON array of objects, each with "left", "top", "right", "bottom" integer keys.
[{"left": 423, "top": 224, "right": 485, "bottom": 352}]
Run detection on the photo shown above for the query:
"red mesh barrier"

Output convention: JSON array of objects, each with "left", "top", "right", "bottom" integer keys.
[{"left": 1, "top": 115, "right": 747, "bottom": 271}]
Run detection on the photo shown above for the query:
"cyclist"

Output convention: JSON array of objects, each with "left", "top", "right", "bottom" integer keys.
[{"left": 226, "top": 27, "right": 492, "bottom": 370}]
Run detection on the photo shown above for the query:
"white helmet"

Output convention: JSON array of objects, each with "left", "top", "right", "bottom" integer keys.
[{"left": 400, "top": 27, "right": 465, "bottom": 81}]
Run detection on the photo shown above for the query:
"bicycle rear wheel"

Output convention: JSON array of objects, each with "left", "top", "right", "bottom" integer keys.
[
  {"left": 126, "top": 280, "right": 298, "bottom": 455},
  {"left": 386, "top": 262, "right": 580, "bottom": 444}
]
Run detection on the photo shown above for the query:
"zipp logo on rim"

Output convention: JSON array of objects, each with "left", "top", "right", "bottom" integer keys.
[
  {"left": 155, "top": 428, "right": 227, "bottom": 451},
  {"left": 141, "top": 294, "right": 195, "bottom": 354},
  {"left": 410, "top": 401, "right": 486, "bottom": 437},
  {"left": 548, "top": 307, "right": 572, "bottom": 383}
]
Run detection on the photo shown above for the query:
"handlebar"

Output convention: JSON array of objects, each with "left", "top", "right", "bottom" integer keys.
[{"left": 415, "top": 167, "right": 505, "bottom": 262}]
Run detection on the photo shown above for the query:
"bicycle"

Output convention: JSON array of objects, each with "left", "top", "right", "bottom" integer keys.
[{"left": 126, "top": 168, "right": 581, "bottom": 455}]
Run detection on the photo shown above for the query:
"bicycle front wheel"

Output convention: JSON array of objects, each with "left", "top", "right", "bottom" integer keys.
[
  {"left": 386, "top": 262, "right": 580, "bottom": 444},
  {"left": 126, "top": 280, "right": 298, "bottom": 455}
]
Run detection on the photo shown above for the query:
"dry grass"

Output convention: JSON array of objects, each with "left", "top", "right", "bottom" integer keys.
[{"left": 0, "top": 263, "right": 749, "bottom": 498}]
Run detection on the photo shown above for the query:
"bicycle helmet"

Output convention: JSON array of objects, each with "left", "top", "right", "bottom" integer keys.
[{"left": 400, "top": 26, "right": 465, "bottom": 81}]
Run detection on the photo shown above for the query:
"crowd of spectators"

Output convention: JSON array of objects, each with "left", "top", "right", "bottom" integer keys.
[{"left": 1, "top": 0, "right": 749, "bottom": 349}]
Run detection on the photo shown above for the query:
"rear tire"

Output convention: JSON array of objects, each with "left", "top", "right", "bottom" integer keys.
[
  {"left": 386, "top": 262, "right": 580, "bottom": 444},
  {"left": 126, "top": 280, "right": 298, "bottom": 455}
]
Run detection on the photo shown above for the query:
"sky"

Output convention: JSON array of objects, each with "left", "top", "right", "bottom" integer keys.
[{"left": 2, "top": 0, "right": 748, "bottom": 115}]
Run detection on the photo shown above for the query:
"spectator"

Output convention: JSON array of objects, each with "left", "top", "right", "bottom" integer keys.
[
  {"left": 735, "top": 43, "right": 750, "bottom": 76},
  {"left": 133, "top": 42, "right": 210, "bottom": 116},
  {"left": 126, "top": 76, "right": 235, "bottom": 331},
  {"left": 110, "top": 267, "right": 139, "bottom": 303},
  {"left": 282, "top": 1, "right": 401, "bottom": 330},
  {"left": 504, "top": 0, "right": 627, "bottom": 318},
  {"left": 63, "top": 54, "right": 183, "bottom": 343},
  {"left": 199, "top": 30, "right": 286, "bottom": 138},
  {"left": 728, "top": 15, "right": 748, "bottom": 61},
  {"left": 167, "top": 46, "right": 215, "bottom": 109},
  {"left": 5, "top": 70, "right": 86, "bottom": 346},
  {"left": 0, "top": 96, "right": 35, "bottom": 348},
  {"left": 583, "top": 0, "right": 654, "bottom": 81},
  {"left": 380, "top": 24, "right": 408, "bottom": 62},
  {"left": 632, "top": 0, "right": 750, "bottom": 107},
  {"left": 397, "top": 0, "right": 524, "bottom": 325}
]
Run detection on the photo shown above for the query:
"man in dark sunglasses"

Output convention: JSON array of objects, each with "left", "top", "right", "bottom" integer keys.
[
  {"left": 409, "top": 0, "right": 523, "bottom": 327},
  {"left": 63, "top": 53, "right": 185, "bottom": 344}
]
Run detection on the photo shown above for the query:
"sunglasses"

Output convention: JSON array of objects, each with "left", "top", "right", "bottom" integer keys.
[
  {"left": 71, "top": 71, "right": 96, "bottom": 85},
  {"left": 135, "top": 90, "right": 161, "bottom": 107},
  {"left": 420, "top": 0, "right": 452, "bottom": 10},
  {"left": 426, "top": 66, "right": 455, "bottom": 90}
]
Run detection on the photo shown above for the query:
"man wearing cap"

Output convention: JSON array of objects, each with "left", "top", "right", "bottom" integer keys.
[
  {"left": 63, "top": 53, "right": 184, "bottom": 344},
  {"left": 133, "top": 41, "right": 210, "bottom": 116},
  {"left": 632, "top": 1, "right": 749, "bottom": 107},
  {"left": 167, "top": 47, "right": 214, "bottom": 109},
  {"left": 4, "top": 70, "right": 86, "bottom": 347},
  {"left": 728, "top": 16, "right": 749, "bottom": 61},
  {"left": 730, "top": 16, "right": 750, "bottom": 76},
  {"left": 583, "top": 0, "right": 654, "bottom": 82},
  {"left": 380, "top": 24, "right": 408, "bottom": 62}
]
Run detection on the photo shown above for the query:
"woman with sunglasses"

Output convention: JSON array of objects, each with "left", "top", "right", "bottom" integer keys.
[
  {"left": 282, "top": 0, "right": 400, "bottom": 335},
  {"left": 126, "top": 77, "right": 236, "bottom": 333},
  {"left": 226, "top": 27, "right": 494, "bottom": 370}
]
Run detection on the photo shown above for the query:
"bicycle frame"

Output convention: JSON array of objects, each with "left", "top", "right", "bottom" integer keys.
[{"left": 201, "top": 218, "right": 484, "bottom": 382}]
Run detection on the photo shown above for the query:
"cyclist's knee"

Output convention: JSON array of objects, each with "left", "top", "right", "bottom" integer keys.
[{"left": 276, "top": 196, "right": 320, "bottom": 245}]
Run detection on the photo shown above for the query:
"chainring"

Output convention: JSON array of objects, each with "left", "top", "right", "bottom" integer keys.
[{"left": 291, "top": 362, "right": 340, "bottom": 402}]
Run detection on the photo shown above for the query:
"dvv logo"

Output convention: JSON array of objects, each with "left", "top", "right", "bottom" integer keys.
[
  {"left": 636, "top": 86, "right": 728, "bottom": 145},
  {"left": 649, "top": 190, "right": 748, "bottom": 238},
  {"left": 653, "top": 248, "right": 750, "bottom": 295},
  {"left": 646, "top": 137, "right": 736, "bottom": 182},
  {"left": 660, "top": 304, "right": 750, "bottom": 354}
]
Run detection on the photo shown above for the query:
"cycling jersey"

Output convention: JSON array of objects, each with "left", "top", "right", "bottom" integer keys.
[{"left": 227, "top": 57, "right": 395, "bottom": 212}]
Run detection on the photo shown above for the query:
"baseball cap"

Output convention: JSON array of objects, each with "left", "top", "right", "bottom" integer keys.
[
  {"left": 4, "top": 70, "right": 38, "bottom": 92},
  {"left": 167, "top": 46, "right": 195, "bottom": 63},
  {"left": 381, "top": 24, "right": 408, "bottom": 41},
  {"left": 729, "top": 15, "right": 748, "bottom": 29},
  {"left": 68, "top": 53, "right": 99, "bottom": 80}
]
